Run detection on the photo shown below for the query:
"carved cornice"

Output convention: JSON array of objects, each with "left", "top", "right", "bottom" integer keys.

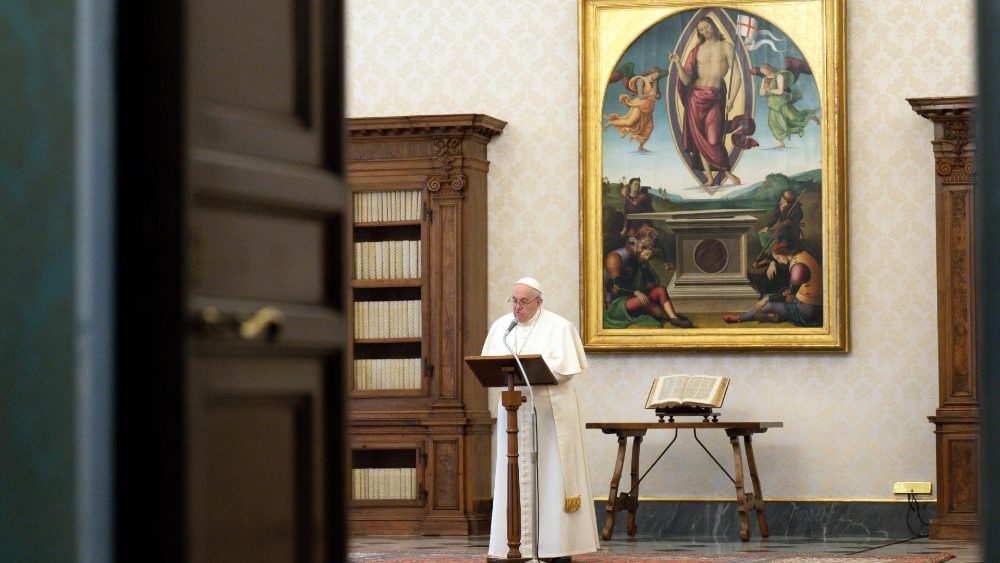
[
  {"left": 347, "top": 114, "right": 507, "bottom": 140},
  {"left": 909, "top": 96, "right": 976, "bottom": 184},
  {"left": 346, "top": 115, "right": 505, "bottom": 191},
  {"left": 907, "top": 96, "right": 976, "bottom": 120}
]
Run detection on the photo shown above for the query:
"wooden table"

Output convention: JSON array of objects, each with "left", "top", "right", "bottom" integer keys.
[{"left": 586, "top": 421, "right": 782, "bottom": 542}]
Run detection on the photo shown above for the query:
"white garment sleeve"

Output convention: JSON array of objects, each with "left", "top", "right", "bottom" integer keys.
[{"left": 541, "top": 315, "right": 588, "bottom": 380}]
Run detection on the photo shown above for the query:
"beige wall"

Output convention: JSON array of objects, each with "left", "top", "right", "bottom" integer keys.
[{"left": 347, "top": 0, "right": 976, "bottom": 499}]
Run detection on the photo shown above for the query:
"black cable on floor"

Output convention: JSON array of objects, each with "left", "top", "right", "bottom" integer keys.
[
  {"left": 848, "top": 493, "right": 929, "bottom": 555},
  {"left": 848, "top": 536, "right": 920, "bottom": 555}
]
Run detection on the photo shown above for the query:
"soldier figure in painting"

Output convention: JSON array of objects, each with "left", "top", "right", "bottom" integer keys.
[
  {"left": 603, "top": 226, "right": 694, "bottom": 329},
  {"left": 723, "top": 237, "right": 822, "bottom": 327}
]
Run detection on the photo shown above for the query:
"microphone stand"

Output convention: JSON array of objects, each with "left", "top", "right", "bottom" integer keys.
[{"left": 503, "top": 323, "right": 541, "bottom": 563}]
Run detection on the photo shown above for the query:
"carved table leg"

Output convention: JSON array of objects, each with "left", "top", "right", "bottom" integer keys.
[
  {"left": 602, "top": 433, "right": 629, "bottom": 541},
  {"left": 744, "top": 434, "right": 769, "bottom": 537},
  {"left": 728, "top": 433, "right": 750, "bottom": 541},
  {"left": 626, "top": 435, "right": 643, "bottom": 537}
]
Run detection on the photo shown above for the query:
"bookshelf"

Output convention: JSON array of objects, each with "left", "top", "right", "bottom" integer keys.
[
  {"left": 909, "top": 97, "right": 979, "bottom": 540},
  {"left": 346, "top": 115, "right": 506, "bottom": 535}
]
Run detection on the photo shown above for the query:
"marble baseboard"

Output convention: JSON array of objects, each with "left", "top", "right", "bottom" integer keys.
[{"left": 595, "top": 499, "right": 937, "bottom": 539}]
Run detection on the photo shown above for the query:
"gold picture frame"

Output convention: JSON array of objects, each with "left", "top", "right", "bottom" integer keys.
[{"left": 579, "top": 0, "right": 847, "bottom": 352}]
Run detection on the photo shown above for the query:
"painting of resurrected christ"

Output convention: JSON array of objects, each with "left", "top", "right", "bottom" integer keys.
[
  {"left": 596, "top": 7, "right": 828, "bottom": 333},
  {"left": 602, "top": 7, "right": 821, "bottom": 196},
  {"left": 581, "top": 0, "right": 846, "bottom": 351}
]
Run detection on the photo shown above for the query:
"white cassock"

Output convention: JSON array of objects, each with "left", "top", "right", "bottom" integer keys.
[{"left": 483, "top": 308, "right": 599, "bottom": 559}]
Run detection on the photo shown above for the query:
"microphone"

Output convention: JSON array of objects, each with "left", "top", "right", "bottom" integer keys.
[{"left": 504, "top": 319, "right": 518, "bottom": 334}]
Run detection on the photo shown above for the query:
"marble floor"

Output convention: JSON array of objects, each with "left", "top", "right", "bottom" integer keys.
[{"left": 349, "top": 534, "right": 982, "bottom": 562}]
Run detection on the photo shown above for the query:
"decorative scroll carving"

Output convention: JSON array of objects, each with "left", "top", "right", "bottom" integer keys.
[
  {"left": 427, "top": 137, "right": 467, "bottom": 192},
  {"left": 936, "top": 158, "right": 975, "bottom": 184},
  {"left": 935, "top": 119, "right": 975, "bottom": 183}
]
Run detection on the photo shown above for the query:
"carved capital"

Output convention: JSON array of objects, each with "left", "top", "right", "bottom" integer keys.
[
  {"left": 936, "top": 157, "right": 976, "bottom": 184},
  {"left": 910, "top": 97, "right": 976, "bottom": 185},
  {"left": 427, "top": 136, "right": 467, "bottom": 192},
  {"left": 427, "top": 173, "right": 467, "bottom": 192}
]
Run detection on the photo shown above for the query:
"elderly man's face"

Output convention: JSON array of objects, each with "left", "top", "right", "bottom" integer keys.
[{"left": 511, "top": 283, "right": 542, "bottom": 323}]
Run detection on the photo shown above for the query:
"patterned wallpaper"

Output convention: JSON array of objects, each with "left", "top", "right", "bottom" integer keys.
[{"left": 347, "top": 0, "right": 975, "bottom": 499}]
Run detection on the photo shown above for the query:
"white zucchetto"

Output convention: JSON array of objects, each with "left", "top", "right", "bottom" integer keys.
[{"left": 514, "top": 277, "right": 543, "bottom": 295}]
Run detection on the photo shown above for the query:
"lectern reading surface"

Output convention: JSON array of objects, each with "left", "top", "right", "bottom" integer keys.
[
  {"left": 465, "top": 354, "right": 558, "bottom": 388},
  {"left": 464, "top": 354, "right": 557, "bottom": 562}
]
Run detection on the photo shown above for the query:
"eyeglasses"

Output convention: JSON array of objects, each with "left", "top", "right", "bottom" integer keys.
[{"left": 507, "top": 297, "right": 540, "bottom": 307}]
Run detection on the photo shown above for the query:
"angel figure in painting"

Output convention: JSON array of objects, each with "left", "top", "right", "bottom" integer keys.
[
  {"left": 604, "top": 66, "right": 662, "bottom": 153},
  {"left": 756, "top": 61, "right": 820, "bottom": 149}
]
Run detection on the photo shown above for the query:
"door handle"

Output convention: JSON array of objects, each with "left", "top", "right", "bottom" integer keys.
[
  {"left": 194, "top": 306, "right": 285, "bottom": 342},
  {"left": 238, "top": 306, "right": 285, "bottom": 341}
]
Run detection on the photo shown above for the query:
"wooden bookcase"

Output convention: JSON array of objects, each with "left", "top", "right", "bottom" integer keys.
[
  {"left": 909, "top": 96, "right": 980, "bottom": 540},
  {"left": 346, "top": 115, "right": 506, "bottom": 535}
]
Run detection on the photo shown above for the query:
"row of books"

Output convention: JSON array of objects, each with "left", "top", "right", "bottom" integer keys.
[
  {"left": 354, "top": 300, "right": 422, "bottom": 339},
  {"left": 352, "top": 467, "right": 417, "bottom": 500},
  {"left": 353, "top": 190, "right": 422, "bottom": 224},
  {"left": 354, "top": 240, "right": 422, "bottom": 280},
  {"left": 354, "top": 358, "right": 422, "bottom": 390}
]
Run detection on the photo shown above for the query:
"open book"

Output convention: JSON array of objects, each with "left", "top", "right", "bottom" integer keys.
[{"left": 644, "top": 374, "right": 730, "bottom": 409}]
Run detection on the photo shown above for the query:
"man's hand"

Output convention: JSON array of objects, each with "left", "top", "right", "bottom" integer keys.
[
  {"left": 633, "top": 290, "right": 650, "bottom": 306},
  {"left": 766, "top": 260, "right": 778, "bottom": 280}
]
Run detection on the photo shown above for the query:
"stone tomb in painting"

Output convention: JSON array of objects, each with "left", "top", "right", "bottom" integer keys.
[{"left": 632, "top": 209, "right": 763, "bottom": 313}]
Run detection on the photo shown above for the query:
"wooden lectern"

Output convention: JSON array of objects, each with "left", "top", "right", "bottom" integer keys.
[{"left": 465, "top": 354, "right": 558, "bottom": 563}]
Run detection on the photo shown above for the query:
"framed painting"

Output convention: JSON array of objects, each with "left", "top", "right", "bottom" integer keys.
[{"left": 579, "top": 0, "right": 847, "bottom": 351}]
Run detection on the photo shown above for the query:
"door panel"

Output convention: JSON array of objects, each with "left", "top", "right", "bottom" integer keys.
[
  {"left": 115, "top": 0, "right": 345, "bottom": 561},
  {"left": 190, "top": 206, "right": 327, "bottom": 303},
  {"left": 190, "top": 363, "right": 324, "bottom": 563},
  {"left": 189, "top": 0, "right": 302, "bottom": 116},
  {"left": 185, "top": 0, "right": 344, "bottom": 561},
  {"left": 187, "top": 0, "right": 322, "bottom": 164}
]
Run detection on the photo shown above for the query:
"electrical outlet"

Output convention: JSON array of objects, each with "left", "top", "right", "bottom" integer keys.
[{"left": 893, "top": 481, "right": 932, "bottom": 494}]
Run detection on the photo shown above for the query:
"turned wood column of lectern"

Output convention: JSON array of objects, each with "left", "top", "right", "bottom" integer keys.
[{"left": 465, "top": 354, "right": 557, "bottom": 563}]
